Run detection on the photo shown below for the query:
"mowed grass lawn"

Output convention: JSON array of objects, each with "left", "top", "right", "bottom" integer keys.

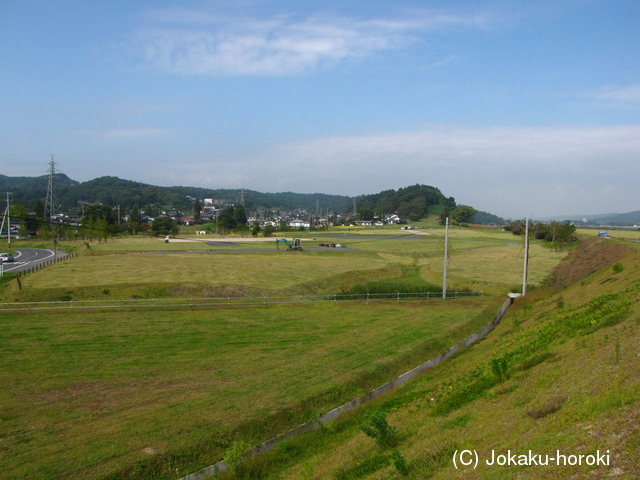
[
  {"left": 81, "top": 226, "right": 519, "bottom": 256},
  {"left": 17, "top": 251, "right": 392, "bottom": 295},
  {"left": 0, "top": 299, "right": 496, "bottom": 479},
  {"left": 78, "top": 236, "right": 272, "bottom": 253},
  {"left": 14, "top": 227, "right": 534, "bottom": 300},
  {"left": 417, "top": 243, "right": 568, "bottom": 294},
  {"left": 576, "top": 227, "right": 640, "bottom": 240},
  {"left": 310, "top": 227, "right": 518, "bottom": 255}
]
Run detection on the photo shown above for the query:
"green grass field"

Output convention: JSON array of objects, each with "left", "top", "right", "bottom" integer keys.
[
  {"left": 14, "top": 250, "right": 392, "bottom": 299},
  {"left": 241, "top": 237, "right": 640, "bottom": 480},
  {"left": 6, "top": 225, "right": 564, "bottom": 301},
  {"left": 0, "top": 226, "right": 574, "bottom": 479},
  {"left": 576, "top": 226, "right": 640, "bottom": 240},
  {"left": 0, "top": 299, "right": 499, "bottom": 480}
]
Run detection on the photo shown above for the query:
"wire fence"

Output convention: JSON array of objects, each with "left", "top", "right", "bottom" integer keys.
[{"left": 0, "top": 291, "right": 483, "bottom": 313}]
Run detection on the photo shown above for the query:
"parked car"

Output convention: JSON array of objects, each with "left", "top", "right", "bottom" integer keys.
[{"left": 0, "top": 253, "right": 14, "bottom": 262}]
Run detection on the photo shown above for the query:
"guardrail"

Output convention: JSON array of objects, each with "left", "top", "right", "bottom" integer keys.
[
  {"left": 0, "top": 291, "right": 483, "bottom": 313},
  {"left": 14, "top": 253, "right": 74, "bottom": 277}
]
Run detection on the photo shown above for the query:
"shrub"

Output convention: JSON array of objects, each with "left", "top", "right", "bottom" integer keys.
[
  {"left": 490, "top": 357, "right": 509, "bottom": 382},
  {"left": 360, "top": 411, "right": 398, "bottom": 448},
  {"left": 391, "top": 449, "right": 410, "bottom": 476},
  {"left": 224, "top": 440, "right": 251, "bottom": 473}
]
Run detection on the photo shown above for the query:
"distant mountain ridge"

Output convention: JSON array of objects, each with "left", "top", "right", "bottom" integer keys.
[
  {"left": 2, "top": 174, "right": 473, "bottom": 222},
  {"left": 1, "top": 174, "right": 351, "bottom": 214},
  {"left": 0, "top": 173, "right": 79, "bottom": 192},
  {"left": 539, "top": 211, "right": 640, "bottom": 227},
  {"left": 9, "top": 173, "right": 636, "bottom": 225}
]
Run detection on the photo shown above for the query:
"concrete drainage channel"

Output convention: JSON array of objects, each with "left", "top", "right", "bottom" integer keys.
[{"left": 180, "top": 295, "right": 516, "bottom": 479}]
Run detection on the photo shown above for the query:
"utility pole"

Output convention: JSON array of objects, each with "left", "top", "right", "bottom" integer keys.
[
  {"left": 522, "top": 218, "right": 530, "bottom": 296},
  {"left": 0, "top": 195, "right": 7, "bottom": 274},
  {"left": 442, "top": 217, "right": 449, "bottom": 299},
  {"left": 6, "top": 192, "right": 10, "bottom": 248},
  {"left": 3, "top": 192, "right": 11, "bottom": 248}
]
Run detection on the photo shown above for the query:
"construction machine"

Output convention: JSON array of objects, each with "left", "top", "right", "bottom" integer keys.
[{"left": 276, "top": 238, "right": 302, "bottom": 251}]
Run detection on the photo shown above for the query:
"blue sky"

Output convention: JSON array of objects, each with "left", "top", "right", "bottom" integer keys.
[{"left": 1, "top": 0, "right": 638, "bottom": 218}]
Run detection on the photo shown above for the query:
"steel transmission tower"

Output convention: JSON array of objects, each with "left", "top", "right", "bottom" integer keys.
[{"left": 44, "top": 155, "right": 58, "bottom": 223}]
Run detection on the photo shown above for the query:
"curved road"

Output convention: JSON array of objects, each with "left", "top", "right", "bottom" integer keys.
[{"left": 1, "top": 248, "right": 67, "bottom": 274}]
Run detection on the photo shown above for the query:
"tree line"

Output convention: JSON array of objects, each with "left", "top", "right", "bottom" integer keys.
[{"left": 504, "top": 219, "right": 577, "bottom": 249}]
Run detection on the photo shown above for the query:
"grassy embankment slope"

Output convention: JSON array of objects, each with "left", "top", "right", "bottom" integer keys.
[{"left": 226, "top": 236, "right": 639, "bottom": 479}]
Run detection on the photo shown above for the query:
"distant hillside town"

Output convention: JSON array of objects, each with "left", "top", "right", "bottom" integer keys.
[
  {"left": 1, "top": 170, "right": 509, "bottom": 240},
  {"left": 4, "top": 169, "right": 638, "bottom": 241}
]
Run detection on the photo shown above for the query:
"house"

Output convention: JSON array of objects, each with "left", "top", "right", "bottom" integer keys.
[{"left": 288, "top": 219, "right": 310, "bottom": 229}]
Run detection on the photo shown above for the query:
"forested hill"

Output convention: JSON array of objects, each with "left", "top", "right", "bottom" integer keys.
[
  {"left": 0, "top": 173, "right": 78, "bottom": 196},
  {"left": 355, "top": 184, "right": 455, "bottom": 221},
  {"left": 2, "top": 174, "right": 503, "bottom": 223},
  {"left": 3, "top": 175, "right": 353, "bottom": 214}
]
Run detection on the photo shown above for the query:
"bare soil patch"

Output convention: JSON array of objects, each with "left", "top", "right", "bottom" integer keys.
[{"left": 544, "top": 237, "right": 633, "bottom": 287}]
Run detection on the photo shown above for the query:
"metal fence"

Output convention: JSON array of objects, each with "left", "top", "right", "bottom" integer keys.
[
  {"left": 13, "top": 253, "right": 74, "bottom": 277},
  {"left": 0, "top": 291, "right": 483, "bottom": 313}
]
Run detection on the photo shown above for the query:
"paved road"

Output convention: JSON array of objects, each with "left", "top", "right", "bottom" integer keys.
[{"left": 1, "top": 248, "right": 67, "bottom": 274}]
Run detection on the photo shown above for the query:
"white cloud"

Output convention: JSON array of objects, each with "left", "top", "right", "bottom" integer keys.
[
  {"left": 268, "top": 125, "right": 640, "bottom": 168},
  {"left": 148, "top": 124, "right": 640, "bottom": 218},
  {"left": 256, "top": 125, "right": 639, "bottom": 217},
  {"left": 591, "top": 85, "right": 640, "bottom": 106},
  {"left": 126, "top": 9, "right": 499, "bottom": 76}
]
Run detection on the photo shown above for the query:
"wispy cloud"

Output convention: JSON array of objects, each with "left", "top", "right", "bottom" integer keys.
[
  {"left": 268, "top": 124, "right": 640, "bottom": 167},
  {"left": 125, "top": 8, "right": 498, "bottom": 76},
  {"left": 591, "top": 85, "right": 640, "bottom": 105},
  {"left": 247, "top": 125, "right": 640, "bottom": 216},
  {"left": 152, "top": 124, "right": 640, "bottom": 218},
  {"left": 103, "top": 128, "right": 169, "bottom": 138}
]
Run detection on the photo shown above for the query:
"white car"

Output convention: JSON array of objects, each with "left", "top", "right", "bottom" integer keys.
[{"left": 0, "top": 253, "right": 14, "bottom": 262}]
